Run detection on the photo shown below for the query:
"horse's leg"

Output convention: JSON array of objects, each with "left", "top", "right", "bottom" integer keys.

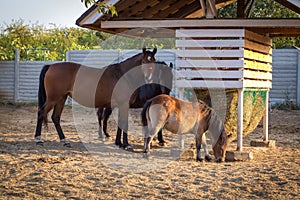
[
  {"left": 51, "top": 96, "right": 70, "bottom": 147},
  {"left": 34, "top": 100, "right": 56, "bottom": 145},
  {"left": 115, "top": 127, "right": 122, "bottom": 147},
  {"left": 157, "top": 129, "right": 166, "bottom": 146},
  {"left": 115, "top": 105, "right": 127, "bottom": 148},
  {"left": 196, "top": 131, "right": 204, "bottom": 162},
  {"left": 96, "top": 108, "right": 104, "bottom": 139},
  {"left": 201, "top": 133, "right": 212, "bottom": 161},
  {"left": 143, "top": 125, "right": 162, "bottom": 153},
  {"left": 103, "top": 107, "right": 112, "bottom": 138},
  {"left": 35, "top": 107, "right": 45, "bottom": 144},
  {"left": 118, "top": 106, "right": 132, "bottom": 150}
]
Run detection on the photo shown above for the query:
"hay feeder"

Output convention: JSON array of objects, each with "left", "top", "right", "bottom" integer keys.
[{"left": 175, "top": 28, "right": 274, "bottom": 161}]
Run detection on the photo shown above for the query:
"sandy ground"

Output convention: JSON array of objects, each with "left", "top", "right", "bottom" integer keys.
[{"left": 0, "top": 104, "right": 299, "bottom": 199}]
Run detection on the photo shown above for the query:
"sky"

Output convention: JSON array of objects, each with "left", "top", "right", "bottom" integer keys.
[{"left": 0, "top": 0, "right": 88, "bottom": 28}]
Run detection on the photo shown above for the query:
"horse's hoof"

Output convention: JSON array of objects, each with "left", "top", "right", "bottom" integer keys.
[
  {"left": 216, "top": 158, "right": 223, "bottom": 163},
  {"left": 105, "top": 133, "right": 111, "bottom": 138},
  {"left": 63, "top": 142, "right": 71, "bottom": 148},
  {"left": 196, "top": 157, "right": 205, "bottom": 162},
  {"left": 205, "top": 155, "right": 212, "bottom": 162},
  {"left": 143, "top": 152, "right": 150, "bottom": 159},
  {"left": 159, "top": 141, "right": 167, "bottom": 147},
  {"left": 36, "top": 141, "right": 44, "bottom": 146},
  {"left": 125, "top": 145, "right": 134, "bottom": 152}
]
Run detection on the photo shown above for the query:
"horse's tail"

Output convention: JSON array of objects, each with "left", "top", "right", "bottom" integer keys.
[
  {"left": 141, "top": 100, "right": 152, "bottom": 127},
  {"left": 38, "top": 65, "right": 50, "bottom": 125},
  {"left": 38, "top": 65, "right": 50, "bottom": 109}
]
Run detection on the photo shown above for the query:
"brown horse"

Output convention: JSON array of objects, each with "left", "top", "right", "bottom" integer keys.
[
  {"left": 35, "top": 48, "right": 157, "bottom": 149},
  {"left": 141, "top": 94, "right": 228, "bottom": 162},
  {"left": 97, "top": 61, "right": 173, "bottom": 146}
]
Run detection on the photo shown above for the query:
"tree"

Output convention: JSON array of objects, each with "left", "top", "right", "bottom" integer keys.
[
  {"left": 217, "top": 0, "right": 300, "bottom": 48},
  {"left": 81, "top": 0, "right": 117, "bottom": 16},
  {"left": 0, "top": 19, "right": 109, "bottom": 61}
]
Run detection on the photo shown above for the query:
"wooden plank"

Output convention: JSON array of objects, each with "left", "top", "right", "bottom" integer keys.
[
  {"left": 243, "top": 70, "right": 272, "bottom": 80},
  {"left": 176, "top": 29, "right": 245, "bottom": 38},
  {"left": 244, "top": 39, "right": 272, "bottom": 55},
  {"left": 175, "top": 70, "right": 243, "bottom": 79},
  {"left": 245, "top": 30, "right": 272, "bottom": 46},
  {"left": 176, "top": 39, "right": 244, "bottom": 48},
  {"left": 244, "top": 50, "right": 272, "bottom": 63},
  {"left": 176, "top": 50, "right": 244, "bottom": 58},
  {"left": 100, "top": 19, "right": 300, "bottom": 29},
  {"left": 140, "top": 0, "right": 173, "bottom": 18},
  {"left": 243, "top": 80, "right": 272, "bottom": 88},
  {"left": 174, "top": 80, "right": 243, "bottom": 88},
  {"left": 176, "top": 59, "right": 244, "bottom": 69},
  {"left": 244, "top": 60, "right": 272, "bottom": 72}
]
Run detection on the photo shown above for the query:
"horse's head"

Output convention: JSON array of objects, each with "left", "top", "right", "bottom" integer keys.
[
  {"left": 141, "top": 48, "right": 157, "bottom": 83},
  {"left": 212, "top": 128, "right": 228, "bottom": 162}
]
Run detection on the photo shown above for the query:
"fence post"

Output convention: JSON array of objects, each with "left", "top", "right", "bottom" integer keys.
[
  {"left": 237, "top": 88, "right": 244, "bottom": 152},
  {"left": 14, "top": 49, "right": 20, "bottom": 103},
  {"left": 297, "top": 51, "right": 300, "bottom": 105}
]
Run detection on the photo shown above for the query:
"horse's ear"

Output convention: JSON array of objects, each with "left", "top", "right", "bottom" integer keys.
[
  {"left": 143, "top": 47, "right": 146, "bottom": 54},
  {"left": 153, "top": 47, "right": 157, "bottom": 55},
  {"left": 169, "top": 62, "right": 173, "bottom": 69}
]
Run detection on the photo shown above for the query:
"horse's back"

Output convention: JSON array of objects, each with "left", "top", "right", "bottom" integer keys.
[
  {"left": 43, "top": 62, "right": 81, "bottom": 97},
  {"left": 149, "top": 94, "right": 199, "bottom": 134}
]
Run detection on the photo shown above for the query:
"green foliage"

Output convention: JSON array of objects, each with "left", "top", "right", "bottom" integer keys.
[
  {"left": 0, "top": 20, "right": 175, "bottom": 61},
  {"left": 0, "top": 19, "right": 109, "bottom": 61},
  {"left": 218, "top": 0, "right": 299, "bottom": 18},
  {"left": 81, "top": 0, "right": 118, "bottom": 16},
  {"left": 217, "top": 0, "right": 300, "bottom": 48},
  {"left": 99, "top": 35, "right": 175, "bottom": 50}
]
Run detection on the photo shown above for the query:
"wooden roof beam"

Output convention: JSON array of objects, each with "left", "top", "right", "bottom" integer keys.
[
  {"left": 200, "top": 0, "right": 217, "bottom": 18},
  {"left": 275, "top": 0, "right": 300, "bottom": 14},
  {"left": 101, "top": 19, "right": 300, "bottom": 29},
  {"left": 237, "top": 0, "right": 256, "bottom": 18}
]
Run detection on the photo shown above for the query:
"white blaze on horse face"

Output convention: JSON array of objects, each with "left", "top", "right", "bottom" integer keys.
[{"left": 142, "top": 64, "right": 154, "bottom": 84}]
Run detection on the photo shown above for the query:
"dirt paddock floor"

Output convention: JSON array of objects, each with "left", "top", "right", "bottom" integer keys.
[{"left": 0, "top": 104, "right": 299, "bottom": 199}]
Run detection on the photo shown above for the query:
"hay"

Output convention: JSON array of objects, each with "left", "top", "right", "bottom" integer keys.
[{"left": 194, "top": 89, "right": 266, "bottom": 143}]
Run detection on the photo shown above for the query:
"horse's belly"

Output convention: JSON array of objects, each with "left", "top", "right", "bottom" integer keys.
[{"left": 164, "top": 114, "right": 195, "bottom": 134}]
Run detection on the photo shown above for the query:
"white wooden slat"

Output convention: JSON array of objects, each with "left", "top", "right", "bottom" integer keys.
[
  {"left": 175, "top": 70, "right": 243, "bottom": 79},
  {"left": 175, "top": 80, "right": 243, "bottom": 89},
  {"left": 176, "top": 29, "right": 245, "bottom": 38},
  {"left": 176, "top": 39, "right": 244, "bottom": 48},
  {"left": 176, "top": 60, "right": 244, "bottom": 68},
  {"left": 176, "top": 50, "right": 244, "bottom": 58}
]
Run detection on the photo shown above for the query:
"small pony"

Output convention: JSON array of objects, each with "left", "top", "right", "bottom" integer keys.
[{"left": 141, "top": 94, "right": 228, "bottom": 162}]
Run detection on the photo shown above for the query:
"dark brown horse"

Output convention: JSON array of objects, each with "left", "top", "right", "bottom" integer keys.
[
  {"left": 141, "top": 94, "right": 228, "bottom": 162},
  {"left": 97, "top": 61, "right": 173, "bottom": 146},
  {"left": 35, "top": 48, "right": 157, "bottom": 149}
]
